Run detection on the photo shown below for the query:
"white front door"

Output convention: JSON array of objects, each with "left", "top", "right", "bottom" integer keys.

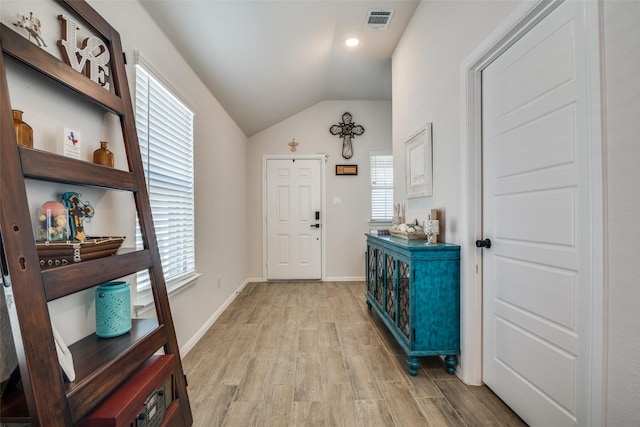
[
  {"left": 481, "top": 2, "right": 592, "bottom": 425},
  {"left": 265, "top": 158, "right": 322, "bottom": 280}
]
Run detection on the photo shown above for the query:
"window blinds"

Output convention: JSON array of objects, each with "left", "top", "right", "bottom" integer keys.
[
  {"left": 135, "top": 65, "right": 195, "bottom": 292},
  {"left": 370, "top": 154, "right": 394, "bottom": 221}
]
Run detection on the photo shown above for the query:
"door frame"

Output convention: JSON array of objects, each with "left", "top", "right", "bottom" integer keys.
[
  {"left": 262, "top": 154, "right": 327, "bottom": 281},
  {"left": 459, "top": 0, "right": 605, "bottom": 424}
]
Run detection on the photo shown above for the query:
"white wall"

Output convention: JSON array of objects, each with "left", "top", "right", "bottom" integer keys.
[
  {"left": 2, "top": 0, "right": 250, "bottom": 352},
  {"left": 90, "top": 0, "right": 251, "bottom": 352},
  {"left": 392, "top": 0, "right": 522, "bottom": 381},
  {"left": 602, "top": 2, "right": 640, "bottom": 424},
  {"left": 247, "top": 100, "right": 392, "bottom": 280},
  {"left": 392, "top": 0, "right": 521, "bottom": 243}
]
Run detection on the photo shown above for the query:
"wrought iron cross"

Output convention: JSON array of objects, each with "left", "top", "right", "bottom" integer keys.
[
  {"left": 330, "top": 112, "right": 365, "bottom": 159},
  {"left": 61, "top": 192, "right": 95, "bottom": 241}
]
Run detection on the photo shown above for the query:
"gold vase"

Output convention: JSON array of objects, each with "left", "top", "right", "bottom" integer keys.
[
  {"left": 93, "top": 141, "right": 114, "bottom": 168},
  {"left": 12, "top": 110, "right": 33, "bottom": 148}
]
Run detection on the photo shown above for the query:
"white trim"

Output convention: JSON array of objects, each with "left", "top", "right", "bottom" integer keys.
[
  {"left": 581, "top": 1, "right": 607, "bottom": 424},
  {"left": 179, "top": 279, "right": 250, "bottom": 356},
  {"left": 460, "top": 0, "right": 605, "bottom": 424},
  {"left": 459, "top": 0, "right": 557, "bottom": 386},
  {"left": 262, "top": 154, "right": 327, "bottom": 281},
  {"left": 134, "top": 273, "right": 201, "bottom": 316},
  {"left": 133, "top": 50, "right": 197, "bottom": 113},
  {"left": 368, "top": 220, "right": 392, "bottom": 227}
]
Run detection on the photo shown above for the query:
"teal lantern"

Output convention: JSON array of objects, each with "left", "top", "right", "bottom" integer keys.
[{"left": 95, "top": 281, "right": 131, "bottom": 338}]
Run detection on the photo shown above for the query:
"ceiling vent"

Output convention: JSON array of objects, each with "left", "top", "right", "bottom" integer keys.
[{"left": 364, "top": 9, "right": 395, "bottom": 30}]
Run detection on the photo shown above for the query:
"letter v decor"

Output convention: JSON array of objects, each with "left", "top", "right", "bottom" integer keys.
[{"left": 330, "top": 112, "right": 365, "bottom": 159}]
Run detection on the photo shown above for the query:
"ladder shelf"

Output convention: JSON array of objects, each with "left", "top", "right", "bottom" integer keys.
[{"left": 0, "top": 1, "right": 193, "bottom": 425}]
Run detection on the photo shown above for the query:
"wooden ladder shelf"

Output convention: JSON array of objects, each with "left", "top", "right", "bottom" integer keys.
[{"left": 0, "top": 1, "right": 192, "bottom": 426}]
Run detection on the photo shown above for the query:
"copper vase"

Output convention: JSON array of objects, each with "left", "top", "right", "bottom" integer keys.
[
  {"left": 93, "top": 141, "right": 114, "bottom": 168},
  {"left": 12, "top": 110, "right": 33, "bottom": 148}
]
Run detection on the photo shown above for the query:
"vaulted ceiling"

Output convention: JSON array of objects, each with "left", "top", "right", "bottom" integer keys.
[{"left": 139, "top": 0, "right": 419, "bottom": 136}]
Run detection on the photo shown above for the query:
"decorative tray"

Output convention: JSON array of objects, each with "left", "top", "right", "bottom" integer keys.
[
  {"left": 388, "top": 229, "right": 426, "bottom": 240},
  {"left": 35, "top": 236, "right": 125, "bottom": 269}
]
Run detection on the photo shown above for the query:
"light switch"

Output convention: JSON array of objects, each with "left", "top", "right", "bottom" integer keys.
[{"left": 333, "top": 197, "right": 342, "bottom": 205}]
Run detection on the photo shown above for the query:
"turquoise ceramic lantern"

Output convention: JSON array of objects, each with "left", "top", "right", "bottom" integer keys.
[{"left": 95, "top": 281, "right": 131, "bottom": 338}]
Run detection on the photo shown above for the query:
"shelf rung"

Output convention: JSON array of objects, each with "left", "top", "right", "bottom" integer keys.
[
  {"left": 20, "top": 147, "right": 138, "bottom": 191},
  {"left": 42, "top": 249, "right": 152, "bottom": 301},
  {"left": 1, "top": 23, "right": 125, "bottom": 115}
]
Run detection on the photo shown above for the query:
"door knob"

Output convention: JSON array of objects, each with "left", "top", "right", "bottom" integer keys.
[
  {"left": 475, "top": 238, "right": 491, "bottom": 249},
  {"left": 310, "top": 224, "right": 320, "bottom": 228}
]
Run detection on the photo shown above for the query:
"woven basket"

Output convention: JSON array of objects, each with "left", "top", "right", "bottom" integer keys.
[{"left": 388, "top": 229, "right": 426, "bottom": 240}]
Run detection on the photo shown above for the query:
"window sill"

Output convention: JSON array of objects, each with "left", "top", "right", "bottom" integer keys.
[
  {"left": 369, "top": 220, "right": 392, "bottom": 227},
  {"left": 134, "top": 272, "right": 201, "bottom": 316}
]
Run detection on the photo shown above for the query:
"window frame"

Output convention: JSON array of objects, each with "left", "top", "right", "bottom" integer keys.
[
  {"left": 369, "top": 151, "right": 394, "bottom": 223},
  {"left": 133, "top": 53, "right": 198, "bottom": 304}
]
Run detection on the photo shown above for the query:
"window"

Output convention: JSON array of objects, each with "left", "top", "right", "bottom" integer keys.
[
  {"left": 135, "top": 63, "right": 195, "bottom": 295},
  {"left": 370, "top": 152, "right": 394, "bottom": 221}
]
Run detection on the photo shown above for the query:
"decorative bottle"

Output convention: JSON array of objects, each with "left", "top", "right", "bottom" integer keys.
[
  {"left": 12, "top": 110, "right": 33, "bottom": 148},
  {"left": 93, "top": 140, "right": 114, "bottom": 167}
]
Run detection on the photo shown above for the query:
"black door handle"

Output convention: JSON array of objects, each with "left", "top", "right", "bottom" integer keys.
[{"left": 476, "top": 238, "right": 491, "bottom": 249}]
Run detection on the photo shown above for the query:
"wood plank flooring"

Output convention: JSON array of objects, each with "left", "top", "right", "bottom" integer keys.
[{"left": 182, "top": 281, "right": 527, "bottom": 427}]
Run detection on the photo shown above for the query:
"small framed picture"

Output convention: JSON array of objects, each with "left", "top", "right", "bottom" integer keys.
[{"left": 336, "top": 164, "right": 358, "bottom": 175}]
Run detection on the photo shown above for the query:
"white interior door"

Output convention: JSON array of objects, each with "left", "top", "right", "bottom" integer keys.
[
  {"left": 481, "top": 2, "right": 590, "bottom": 426},
  {"left": 266, "top": 158, "right": 322, "bottom": 280}
]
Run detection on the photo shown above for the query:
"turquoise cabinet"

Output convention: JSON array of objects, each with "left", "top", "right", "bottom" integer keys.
[{"left": 366, "top": 234, "right": 460, "bottom": 376}]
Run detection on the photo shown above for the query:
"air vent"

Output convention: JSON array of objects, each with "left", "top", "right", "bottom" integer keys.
[{"left": 364, "top": 9, "right": 394, "bottom": 30}]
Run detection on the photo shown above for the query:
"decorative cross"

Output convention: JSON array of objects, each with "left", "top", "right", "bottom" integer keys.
[
  {"left": 330, "top": 112, "right": 365, "bottom": 159},
  {"left": 61, "top": 192, "right": 95, "bottom": 241}
]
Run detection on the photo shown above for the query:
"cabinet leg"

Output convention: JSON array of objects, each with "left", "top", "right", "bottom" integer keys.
[
  {"left": 366, "top": 301, "right": 372, "bottom": 311},
  {"left": 407, "top": 356, "right": 420, "bottom": 376},
  {"left": 444, "top": 355, "right": 458, "bottom": 375}
]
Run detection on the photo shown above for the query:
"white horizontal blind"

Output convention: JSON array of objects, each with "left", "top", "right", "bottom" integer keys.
[
  {"left": 135, "top": 65, "right": 195, "bottom": 293},
  {"left": 370, "top": 153, "right": 394, "bottom": 221}
]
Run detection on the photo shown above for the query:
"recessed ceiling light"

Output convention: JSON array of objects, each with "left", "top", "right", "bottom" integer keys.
[{"left": 345, "top": 38, "right": 359, "bottom": 47}]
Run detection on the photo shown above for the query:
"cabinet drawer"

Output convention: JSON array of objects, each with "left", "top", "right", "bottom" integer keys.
[{"left": 76, "top": 355, "right": 175, "bottom": 427}]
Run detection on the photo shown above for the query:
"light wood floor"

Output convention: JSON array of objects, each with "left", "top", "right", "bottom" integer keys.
[{"left": 182, "top": 281, "right": 527, "bottom": 426}]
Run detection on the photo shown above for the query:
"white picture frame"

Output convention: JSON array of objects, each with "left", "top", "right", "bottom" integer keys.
[{"left": 405, "top": 123, "right": 433, "bottom": 198}]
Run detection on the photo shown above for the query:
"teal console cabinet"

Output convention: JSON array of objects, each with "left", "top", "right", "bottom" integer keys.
[{"left": 365, "top": 234, "right": 460, "bottom": 376}]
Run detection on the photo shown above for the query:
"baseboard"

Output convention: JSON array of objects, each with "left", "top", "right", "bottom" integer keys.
[
  {"left": 323, "top": 276, "right": 366, "bottom": 282},
  {"left": 180, "top": 278, "right": 251, "bottom": 356}
]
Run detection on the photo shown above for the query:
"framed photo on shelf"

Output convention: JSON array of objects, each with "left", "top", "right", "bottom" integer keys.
[
  {"left": 63, "top": 127, "right": 81, "bottom": 159},
  {"left": 405, "top": 123, "right": 432, "bottom": 198}
]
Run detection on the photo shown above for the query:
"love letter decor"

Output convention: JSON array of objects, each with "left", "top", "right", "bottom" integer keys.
[{"left": 58, "top": 14, "right": 110, "bottom": 90}]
